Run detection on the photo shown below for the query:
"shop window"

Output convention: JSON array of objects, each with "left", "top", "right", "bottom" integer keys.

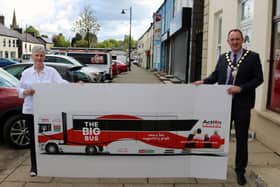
[
  {"left": 268, "top": 0, "right": 280, "bottom": 112},
  {"left": 276, "top": 0, "right": 280, "bottom": 16}
]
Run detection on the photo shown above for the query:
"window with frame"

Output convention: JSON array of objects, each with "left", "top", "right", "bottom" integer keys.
[
  {"left": 215, "top": 12, "right": 222, "bottom": 61},
  {"left": 268, "top": 0, "right": 280, "bottom": 112},
  {"left": 10, "top": 51, "right": 16, "bottom": 58},
  {"left": 239, "top": 0, "right": 254, "bottom": 50},
  {"left": 3, "top": 39, "right": 6, "bottom": 47},
  {"left": 240, "top": 0, "right": 253, "bottom": 21},
  {"left": 4, "top": 51, "right": 8, "bottom": 58}
]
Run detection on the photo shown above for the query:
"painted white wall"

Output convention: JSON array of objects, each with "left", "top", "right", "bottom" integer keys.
[
  {"left": 21, "top": 42, "right": 44, "bottom": 56},
  {"left": 206, "top": 1, "right": 280, "bottom": 154},
  {"left": 137, "top": 26, "right": 153, "bottom": 68},
  {"left": 207, "top": 0, "right": 238, "bottom": 75},
  {"left": 0, "top": 35, "right": 18, "bottom": 58},
  {"left": 206, "top": 0, "right": 272, "bottom": 112},
  {"left": 251, "top": 0, "right": 272, "bottom": 111}
]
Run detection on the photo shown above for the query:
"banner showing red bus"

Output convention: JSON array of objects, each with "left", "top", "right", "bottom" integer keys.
[{"left": 37, "top": 113, "right": 225, "bottom": 155}]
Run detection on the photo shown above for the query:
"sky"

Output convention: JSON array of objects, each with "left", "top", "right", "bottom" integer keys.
[{"left": 0, "top": 0, "right": 164, "bottom": 42}]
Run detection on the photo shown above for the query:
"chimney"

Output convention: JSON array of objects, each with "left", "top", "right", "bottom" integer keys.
[
  {"left": 0, "top": 15, "right": 4, "bottom": 25},
  {"left": 14, "top": 28, "right": 22, "bottom": 33}
]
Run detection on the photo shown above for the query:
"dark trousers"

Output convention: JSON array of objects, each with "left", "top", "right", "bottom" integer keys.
[
  {"left": 231, "top": 106, "right": 251, "bottom": 175},
  {"left": 24, "top": 114, "right": 37, "bottom": 172}
]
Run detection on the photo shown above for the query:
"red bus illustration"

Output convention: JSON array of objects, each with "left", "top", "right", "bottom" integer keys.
[{"left": 37, "top": 113, "right": 225, "bottom": 155}]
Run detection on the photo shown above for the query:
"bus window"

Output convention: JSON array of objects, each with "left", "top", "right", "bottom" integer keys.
[
  {"left": 39, "top": 123, "right": 52, "bottom": 133},
  {"left": 68, "top": 53, "right": 108, "bottom": 65}
]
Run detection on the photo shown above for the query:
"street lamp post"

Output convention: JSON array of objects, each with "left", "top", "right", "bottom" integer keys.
[{"left": 121, "top": 6, "right": 132, "bottom": 71}]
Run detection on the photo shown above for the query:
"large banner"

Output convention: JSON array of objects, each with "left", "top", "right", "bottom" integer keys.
[{"left": 33, "top": 84, "right": 232, "bottom": 179}]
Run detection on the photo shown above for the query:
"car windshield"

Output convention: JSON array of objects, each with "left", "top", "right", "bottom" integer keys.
[
  {"left": 45, "top": 55, "right": 84, "bottom": 66},
  {"left": 65, "top": 56, "right": 85, "bottom": 66},
  {"left": 0, "top": 68, "right": 19, "bottom": 88}
]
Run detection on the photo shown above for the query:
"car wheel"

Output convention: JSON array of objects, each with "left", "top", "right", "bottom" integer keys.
[
  {"left": 98, "top": 146, "right": 103, "bottom": 152},
  {"left": 118, "top": 69, "right": 121, "bottom": 74},
  {"left": 3, "top": 114, "right": 30, "bottom": 149}
]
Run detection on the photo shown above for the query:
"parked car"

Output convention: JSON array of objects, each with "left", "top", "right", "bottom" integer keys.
[
  {"left": 0, "top": 68, "right": 27, "bottom": 148},
  {"left": 111, "top": 61, "right": 118, "bottom": 76},
  {"left": 21, "top": 54, "right": 31, "bottom": 63},
  {"left": 132, "top": 59, "right": 140, "bottom": 66},
  {"left": 44, "top": 54, "right": 105, "bottom": 82},
  {"left": 4, "top": 63, "right": 94, "bottom": 83},
  {"left": 0, "top": 58, "right": 18, "bottom": 67},
  {"left": 113, "top": 60, "right": 128, "bottom": 73}
]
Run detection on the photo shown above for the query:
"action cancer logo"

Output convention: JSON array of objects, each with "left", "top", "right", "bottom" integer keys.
[{"left": 202, "top": 120, "right": 222, "bottom": 128}]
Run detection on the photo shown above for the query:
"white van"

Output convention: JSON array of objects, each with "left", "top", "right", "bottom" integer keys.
[{"left": 51, "top": 48, "right": 112, "bottom": 81}]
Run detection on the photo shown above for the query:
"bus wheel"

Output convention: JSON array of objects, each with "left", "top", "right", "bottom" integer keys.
[
  {"left": 98, "top": 146, "right": 103, "bottom": 152},
  {"left": 45, "top": 143, "right": 59, "bottom": 154},
  {"left": 85, "top": 146, "right": 97, "bottom": 154}
]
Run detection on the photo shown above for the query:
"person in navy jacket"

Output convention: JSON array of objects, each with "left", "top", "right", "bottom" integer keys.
[{"left": 194, "top": 29, "right": 263, "bottom": 185}]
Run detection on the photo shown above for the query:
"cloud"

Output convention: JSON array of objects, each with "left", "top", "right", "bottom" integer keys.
[{"left": 0, "top": 0, "right": 164, "bottom": 42}]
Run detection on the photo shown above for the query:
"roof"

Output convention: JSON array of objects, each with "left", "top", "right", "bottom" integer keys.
[
  {"left": 0, "top": 23, "right": 43, "bottom": 44},
  {"left": 0, "top": 23, "right": 19, "bottom": 38},
  {"left": 37, "top": 36, "right": 53, "bottom": 44},
  {"left": 24, "top": 32, "right": 44, "bottom": 44}
]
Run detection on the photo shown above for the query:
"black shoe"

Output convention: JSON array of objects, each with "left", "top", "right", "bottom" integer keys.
[
  {"left": 30, "top": 168, "right": 37, "bottom": 177},
  {"left": 30, "top": 171, "right": 37, "bottom": 177},
  {"left": 237, "top": 174, "right": 247, "bottom": 186}
]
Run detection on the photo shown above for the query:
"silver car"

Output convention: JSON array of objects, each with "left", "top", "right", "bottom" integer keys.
[{"left": 44, "top": 54, "right": 105, "bottom": 82}]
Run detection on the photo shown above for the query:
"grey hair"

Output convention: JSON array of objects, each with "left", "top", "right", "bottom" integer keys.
[{"left": 31, "top": 45, "right": 46, "bottom": 54}]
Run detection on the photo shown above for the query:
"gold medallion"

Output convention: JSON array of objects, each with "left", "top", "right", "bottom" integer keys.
[{"left": 232, "top": 70, "right": 237, "bottom": 78}]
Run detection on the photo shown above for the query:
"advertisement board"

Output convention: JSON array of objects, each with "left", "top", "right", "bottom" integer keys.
[{"left": 33, "top": 84, "right": 231, "bottom": 179}]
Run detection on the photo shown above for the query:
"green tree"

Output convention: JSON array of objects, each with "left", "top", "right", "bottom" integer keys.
[
  {"left": 71, "top": 33, "right": 83, "bottom": 47},
  {"left": 123, "top": 35, "right": 137, "bottom": 50},
  {"left": 95, "top": 39, "right": 123, "bottom": 48},
  {"left": 52, "top": 33, "right": 70, "bottom": 47},
  {"left": 75, "top": 39, "right": 89, "bottom": 47},
  {"left": 25, "top": 25, "right": 40, "bottom": 37},
  {"left": 73, "top": 6, "right": 100, "bottom": 47},
  {"left": 84, "top": 32, "right": 97, "bottom": 47}
]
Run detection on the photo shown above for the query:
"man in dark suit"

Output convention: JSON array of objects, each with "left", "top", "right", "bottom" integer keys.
[{"left": 194, "top": 29, "right": 263, "bottom": 185}]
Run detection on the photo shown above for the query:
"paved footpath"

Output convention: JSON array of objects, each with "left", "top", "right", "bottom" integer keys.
[{"left": 1, "top": 65, "right": 279, "bottom": 187}]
